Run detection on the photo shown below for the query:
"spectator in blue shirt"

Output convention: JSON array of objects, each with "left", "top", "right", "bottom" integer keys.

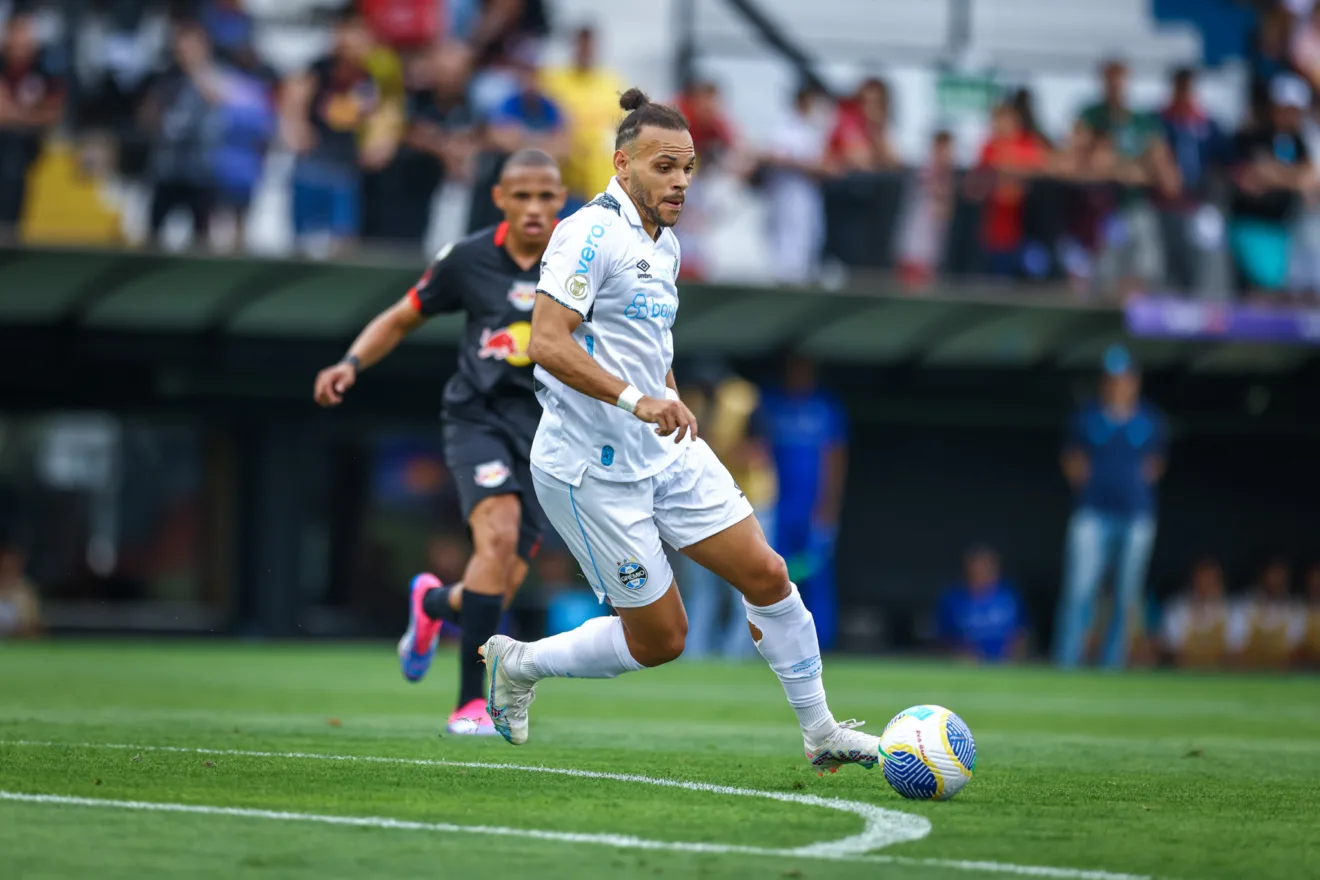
[
  {"left": 1056, "top": 345, "right": 1167, "bottom": 669},
  {"left": 760, "top": 354, "right": 848, "bottom": 651},
  {"left": 1159, "top": 67, "right": 1225, "bottom": 294},
  {"left": 486, "top": 57, "right": 567, "bottom": 161},
  {"left": 937, "top": 545, "right": 1027, "bottom": 663},
  {"left": 467, "top": 55, "right": 567, "bottom": 231}
]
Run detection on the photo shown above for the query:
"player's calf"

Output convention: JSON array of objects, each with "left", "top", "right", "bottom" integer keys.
[{"left": 458, "top": 496, "right": 524, "bottom": 707}]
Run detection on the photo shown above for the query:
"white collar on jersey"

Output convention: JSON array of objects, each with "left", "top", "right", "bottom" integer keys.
[{"left": 606, "top": 176, "right": 647, "bottom": 233}]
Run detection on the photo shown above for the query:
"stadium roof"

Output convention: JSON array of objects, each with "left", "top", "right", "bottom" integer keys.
[{"left": 0, "top": 244, "right": 1315, "bottom": 375}]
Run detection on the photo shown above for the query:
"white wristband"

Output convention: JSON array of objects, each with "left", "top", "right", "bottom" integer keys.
[
  {"left": 616, "top": 385, "right": 645, "bottom": 414},
  {"left": 663, "top": 387, "right": 680, "bottom": 402}
]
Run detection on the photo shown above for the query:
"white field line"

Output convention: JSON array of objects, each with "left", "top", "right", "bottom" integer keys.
[{"left": 0, "top": 740, "right": 1154, "bottom": 880}]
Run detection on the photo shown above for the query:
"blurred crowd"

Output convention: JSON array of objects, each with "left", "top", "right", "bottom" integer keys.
[
  {"left": 931, "top": 544, "right": 1320, "bottom": 672},
  {"left": 934, "top": 343, "right": 1320, "bottom": 674},
  {"left": 3, "top": 1, "right": 1320, "bottom": 300},
  {"left": 761, "top": 54, "right": 1320, "bottom": 301}
]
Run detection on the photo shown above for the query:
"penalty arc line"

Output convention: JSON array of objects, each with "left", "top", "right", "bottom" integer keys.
[{"left": 0, "top": 739, "right": 1153, "bottom": 880}]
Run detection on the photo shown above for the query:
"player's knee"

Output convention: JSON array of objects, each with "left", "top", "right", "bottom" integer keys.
[
  {"left": 740, "top": 552, "right": 791, "bottom": 606},
  {"left": 471, "top": 498, "right": 521, "bottom": 560},
  {"left": 635, "top": 628, "right": 686, "bottom": 667},
  {"left": 474, "top": 521, "right": 519, "bottom": 561}
]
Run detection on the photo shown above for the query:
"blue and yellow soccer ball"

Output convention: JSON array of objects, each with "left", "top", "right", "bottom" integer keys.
[{"left": 879, "top": 705, "right": 976, "bottom": 800}]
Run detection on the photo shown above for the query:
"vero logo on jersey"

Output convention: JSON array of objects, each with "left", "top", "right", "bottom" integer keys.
[{"left": 576, "top": 218, "right": 613, "bottom": 274}]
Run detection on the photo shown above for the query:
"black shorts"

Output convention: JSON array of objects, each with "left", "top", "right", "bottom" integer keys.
[{"left": 443, "top": 399, "right": 545, "bottom": 561}]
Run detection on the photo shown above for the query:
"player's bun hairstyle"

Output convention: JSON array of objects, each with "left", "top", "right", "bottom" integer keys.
[{"left": 615, "top": 88, "right": 690, "bottom": 150}]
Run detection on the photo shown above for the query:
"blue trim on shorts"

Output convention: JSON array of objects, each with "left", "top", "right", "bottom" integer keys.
[{"left": 569, "top": 484, "right": 607, "bottom": 601}]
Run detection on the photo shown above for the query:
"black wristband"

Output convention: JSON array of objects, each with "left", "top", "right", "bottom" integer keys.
[{"left": 341, "top": 354, "right": 361, "bottom": 373}]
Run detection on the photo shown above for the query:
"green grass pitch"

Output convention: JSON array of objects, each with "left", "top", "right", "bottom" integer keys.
[{"left": 1, "top": 641, "right": 1317, "bottom": 879}]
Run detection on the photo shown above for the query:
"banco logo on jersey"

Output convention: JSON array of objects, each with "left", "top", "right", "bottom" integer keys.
[
  {"left": 507, "top": 281, "right": 537, "bottom": 312},
  {"left": 617, "top": 559, "right": 648, "bottom": 591},
  {"left": 624, "top": 292, "right": 676, "bottom": 324},
  {"left": 477, "top": 322, "right": 531, "bottom": 367}
]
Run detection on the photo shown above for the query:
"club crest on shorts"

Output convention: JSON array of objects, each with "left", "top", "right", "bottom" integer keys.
[
  {"left": 617, "top": 559, "right": 648, "bottom": 591},
  {"left": 474, "top": 460, "right": 511, "bottom": 489}
]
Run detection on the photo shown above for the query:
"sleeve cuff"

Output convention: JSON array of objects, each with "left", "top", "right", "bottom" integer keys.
[
  {"left": 407, "top": 287, "right": 424, "bottom": 313},
  {"left": 536, "top": 288, "right": 587, "bottom": 318}
]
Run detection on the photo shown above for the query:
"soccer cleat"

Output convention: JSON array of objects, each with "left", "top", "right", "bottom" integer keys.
[
  {"left": 398, "top": 573, "right": 445, "bottom": 683},
  {"left": 445, "top": 698, "right": 498, "bottom": 736},
  {"left": 479, "top": 635, "right": 536, "bottom": 745},
  {"left": 804, "top": 719, "right": 885, "bottom": 776}
]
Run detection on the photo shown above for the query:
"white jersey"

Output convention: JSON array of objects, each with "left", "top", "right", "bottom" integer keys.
[{"left": 532, "top": 177, "right": 685, "bottom": 486}]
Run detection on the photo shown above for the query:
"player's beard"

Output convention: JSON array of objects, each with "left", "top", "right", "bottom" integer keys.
[{"left": 627, "top": 173, "right": 674, "bottom": 229}]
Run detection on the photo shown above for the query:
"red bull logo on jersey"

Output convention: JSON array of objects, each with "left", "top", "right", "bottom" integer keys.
[
  {"left": 507, "top": 281, "right": 537, "bottom": 312},
  {"left": 477, "top": 322, "right": 532, "bottom": 367}
]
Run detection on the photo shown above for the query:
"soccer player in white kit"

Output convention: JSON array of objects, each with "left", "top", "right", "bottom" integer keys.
[{"left": 479, "top": 88, "right": 882, "bottom": 775}]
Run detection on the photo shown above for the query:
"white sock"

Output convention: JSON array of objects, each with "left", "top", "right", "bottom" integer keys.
[
  {"left": 521, "top": 615, "right": 644, "bottom": 681},
  {"left": 744, "top": 583, "right": 835, "bottom": 735}
]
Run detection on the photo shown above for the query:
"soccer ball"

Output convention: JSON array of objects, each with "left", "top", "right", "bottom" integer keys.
[{"left": 879, "top": 705, "right": 976, "bottom": 801}]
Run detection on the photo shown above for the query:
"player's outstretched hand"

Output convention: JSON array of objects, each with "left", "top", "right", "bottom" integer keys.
[
  {"left": 314, "top": 362, "right": 357, "bottom": 407},
  {"left": 634, "top": 397, "right": 698, "bottom": 444}
]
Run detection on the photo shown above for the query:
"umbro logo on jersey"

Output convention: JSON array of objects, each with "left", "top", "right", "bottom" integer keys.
[{"left": 636, "top": 259, "right": 651, "bottom": 280}]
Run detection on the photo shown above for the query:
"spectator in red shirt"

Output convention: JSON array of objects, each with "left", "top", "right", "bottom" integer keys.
[
  {"left": 828, "top": 77, "right": 900, "bottom": 172},
  {"left": 674, "top": 79, "right": 745, "bottom": 280},
  {"left": 676, "top": 79, "right": 737, "bottom": 166},
  {"left": 970, "top": 101, "right": 1048, "bottom": 277}
]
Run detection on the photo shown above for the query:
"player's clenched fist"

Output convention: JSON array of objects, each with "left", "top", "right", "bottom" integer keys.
[
  {"left": 634, "top": 397, "right": 698, "bottom": 444},
  {"left": 314, "top": 362, "right": 357, "bottom": 406}
]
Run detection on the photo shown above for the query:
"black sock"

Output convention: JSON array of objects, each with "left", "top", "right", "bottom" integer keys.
[
  {"left": 421, "top": 584, "right": 461, "bottom": 624},
  {"left": 459, "top": 591, "right": 504, "bottom": 707}
]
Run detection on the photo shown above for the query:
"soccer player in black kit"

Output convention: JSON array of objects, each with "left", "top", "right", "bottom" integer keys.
[{"left": 313, "top": 149, "right": 566, "bottom": 735}]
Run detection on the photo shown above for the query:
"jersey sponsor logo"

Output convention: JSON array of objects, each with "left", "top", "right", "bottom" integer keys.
[
  {"left": 567, "top": 273, "right": 589, "bottom": 300},
  {"left": 507, "top": 281, "right": 537, "bottom": 312},
  {"left": 474, "top": 460, "right": 511, "bottom": 488},
  {"left": 636, "top": 259, "right": 651, "bottom": 280},
  {"left": 576, "top": 217, "right": 614, "bottom": 275},
  {"left": 600, "top": 445, "right": 614, "bottom": 466},
  {"left": 624, "top": 292, "right": 676, "bottom": 324},
  {"left": 617, "top": 559, "right": 647, "bottom": 591},
  {"left": 477, "top": 322, "right": 532, "bottom": 367}
]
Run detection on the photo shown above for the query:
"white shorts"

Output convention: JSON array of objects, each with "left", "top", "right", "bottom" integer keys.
[{"left": 531, "top": 438, "right": 755, "bottom": 609}]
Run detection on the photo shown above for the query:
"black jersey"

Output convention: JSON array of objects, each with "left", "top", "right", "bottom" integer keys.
[{"left": 408, "top": 222, "right": 541, "bottom": 413}]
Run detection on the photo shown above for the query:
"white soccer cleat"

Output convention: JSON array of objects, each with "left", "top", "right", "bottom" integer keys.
[
  {"left": 804, "top": 719, "right": 884, "bottom": 776},
  {"left": 479, "top": 635, "right": 536, "bottom": 746}
]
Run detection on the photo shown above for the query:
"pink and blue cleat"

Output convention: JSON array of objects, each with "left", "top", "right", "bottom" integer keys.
[{"left": 398, "top": 573, "right": 446, "bottom": 682}]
